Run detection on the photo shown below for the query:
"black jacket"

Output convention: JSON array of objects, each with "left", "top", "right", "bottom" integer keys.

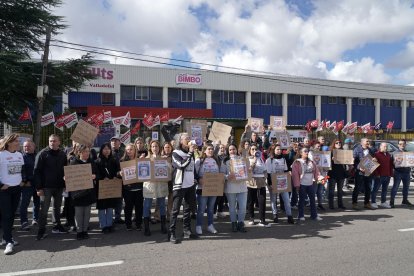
[
  {"left": 22, "top": 152, "right": 36, "bottom": 183},
  {"left": 69, "top": 158, "right": 97, "bottom": 206},
  {"left": 34, "top": 147, "right": 67, "bottom": 190},
  {"left": 95, "top": 156, "right": 121, "bottom": 209}
]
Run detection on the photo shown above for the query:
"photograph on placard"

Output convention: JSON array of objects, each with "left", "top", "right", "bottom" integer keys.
[
  {"left": 152, "top": 132, "right": 159, "bottom": 141},
  {"left": 393, "top": 152, "right": 404, "bottom": 167},
  {"left": 153, "top": 158, "right": 171, "bottom": 181},
  {"left": 270, "top": 116, "right": 285, "bottom": 131},
  {"left": 231, "top": 158, "right": 248, "bottom": 181},
  {"left": 406, "top": 152, "right": 414, "bottom": 167},
  {"left": 248, "top": 117, "right": 263, "bottom": 133},
  {"left": 333, "top": 149, "right": 354, "bottom": 165},
  {"left": 278, "top": 133, "right": 290, "bottom": 148},
  {"left": 137, "top": 159, "right": 152, "bottom": 181}
]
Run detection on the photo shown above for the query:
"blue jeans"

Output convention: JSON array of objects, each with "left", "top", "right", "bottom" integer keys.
[
  {"left": 20, "top": 186, "right": 40, "bottom": 225},
  {"left": 268, "top": 186, "right": 292, "bottom": 216},
  {"left": 371, "top": 176, "right": 391, "bottom": 203},
  {"left": 98, "top": 208, "right": 113, "bottom": 228},
  {"left": 226, "top": 192, "right": 247, "bottom": 223},
  {"left": 391, "top": 170, "right": 411, "bottom": 202},
  {"left": 143, "top": 197, "right": 166, "bottom": 218},
  {"left": 196, "top": 193, "right": 216, "bottom": 226},
  {"left": 298, "top": 185, "right": 318, "bottom": 219}
]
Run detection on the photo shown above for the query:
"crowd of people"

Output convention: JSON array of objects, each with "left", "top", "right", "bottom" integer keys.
[{"left": 0, "top": 124, "right": 412, "bottom": 254}]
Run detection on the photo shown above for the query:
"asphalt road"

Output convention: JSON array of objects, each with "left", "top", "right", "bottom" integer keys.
[{"left": 1, "top": 183, "right": 414, "bottom": 276}]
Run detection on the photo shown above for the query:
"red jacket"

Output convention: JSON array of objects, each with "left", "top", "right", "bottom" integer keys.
[{"left": 373, "top": 151, "right": 393, "bottom": 177}]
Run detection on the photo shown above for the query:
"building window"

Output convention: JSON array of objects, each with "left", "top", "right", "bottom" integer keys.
[
  {"left": 251, "top": 92, "right": 261, "bottom": 105},
  {"left": 168, "top": 88, "right": 180, "bottom": 102},
  {"left": 358, "top": 98, "right": 366, "bottom": 105},
  {"left": 409, "top": 100, "right": 414, "bottom": 107},
  {"left": 181, "top": 89, "right": 193, "bottom": 102},
  {"left": 194, "top": 89, "right": 206, "bottom": 102},
  {"left": 120, "top": 85, "right": 135, "bottom": 100},
  {"left": 382, "top": 99, "right": 400, "bottom": 107},
  {"left": 288, "top": 95, "right": 314, "bottom": 106},
  {"left": 272, "top": 94, "right": 282, "bottom": 106},
  {"left": 135, "top": 87, "right": 149, "bottom": 101},
  {"left": 366, "top": 98, "right": 374, "bottom": 106},
  {"left": 223, "top": 91, "right": 234, "bottom": 104},
  {"left": 212, "top": 91, "right": 221, "bottom": 103},
  {"left": 328, "top": 97, "right": 337, "bottom": 104},
  {"left": 101, "top": 93, "right": 115, "bottom": 105},
  {"left": 338, "top": 97, "right": 346, "bottom": 105},
  {"left": 150, "top": 87, "right": 163, "bottom": 101},
  {"left": 261, "top": 93, "right": 271, "bottom": 105},
  {"left": 234, "top": 92, "right": 245, "bottom": 104}
]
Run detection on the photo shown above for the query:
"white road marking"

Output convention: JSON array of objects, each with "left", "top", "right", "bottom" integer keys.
[
  {"left": 398, "top": 228, "right": 414, "bottom": 232},
  {"left": 0, "top": 260, "right": 124, "bottom": 276}
]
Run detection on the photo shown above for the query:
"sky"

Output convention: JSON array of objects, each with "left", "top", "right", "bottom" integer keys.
[{"left": 46, "top": 0, "right": 414, "bottom": 86}]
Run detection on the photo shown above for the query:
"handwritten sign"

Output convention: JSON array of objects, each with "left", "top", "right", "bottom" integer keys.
[
  {"left": 208, "top": 121, "right": 232, "bottom": 144},
  {"left": 70, "top": 120, "right": 99, "bottom": 146},
  {"left": 202, "top": 173, "right": 225, "bottom": 196},
  {"left": 120, "top": 159, "right": 137, "bottom": 185},
  {"left": 64, "top": 163, "right": 93, "bottom": 192},
  {"left": 333, "top": 149, "right": 354, "bottom": 165},
  {"left": 271, "top": 173, "right": 292, "bottom": 193},
  {"left": 98, "top": 178, "right": 122, "bottom": 199},
  {"left": 248, "top": 117, "right": 263, "bottom": 133},
  {"left": 360, "top": 155, "right": 380, "bottom": 176},
  {"left": 270, "top": 116, "right": 285, "bottom": 131}
]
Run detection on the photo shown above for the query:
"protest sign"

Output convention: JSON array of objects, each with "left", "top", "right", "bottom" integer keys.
[
  {"left": 311, "top": 151, "right": 331, "bottom": 168},
  {"left": 64, "top": 163, "right": 93, "bottom": 192},
  {"left": 270, "top": 116, "right": 285, "bottom": 131},
  {"left": 202, "top": 173, "right": 225, "bottom": 196},
  {"left": 271, "top": 173, "right": 292, "bottom": 193},
  {"left": 333, "top": 149, "right": 354, "bottom": 165},
  {"left": 98, "top": 178, "right": 122, "bottom": 199},
  {"left": 248, "top": 117, "right": 263, "bottom": 133},
  {"left": 120, "top": 159, "right": 137, "bottom": 185},
  {"left": 70, "top": 119, "right": 99, "bottom": 146},
  {"left": 152, "top": 158, "right": 171, "bottom": 182},
  {"left": 208, "top": 121, "right": 232, "bottom": 144},
  {"left": 360, "top": 155, "right": 380, "bottom": 176}
]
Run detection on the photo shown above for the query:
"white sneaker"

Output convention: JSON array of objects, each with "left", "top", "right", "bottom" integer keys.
[
  {"left": 258, "top": 221, "right": 271, "bottom": 228},
  {"left": 380, "top": 202, "right": 391, "bottom": 209},
  {"left": 1, "top": 238, "right": 18, "bottom": 246},
  {"left": 207, "top": 224, "right": 218, "bottom": 234},
  {"left": 371, "top": 203, "right": 378, "bottom": 209},
  {"left": 217, "top": 212, "right": 226, "bottom": 218},
  {"left": 316, "top": 216, "right": 323, "bottom": 221},
  {"left": 248, "top": 220, "right": 255, "bottom": 225},
  {"left": 299, "top": 217, "right": 305, "bottom": 221},
  {"left": 195, "top": 226, "right": 202, "bottom": 235},
  {"left": 4, "top": 243, "right": 14, "bottom": 255}
]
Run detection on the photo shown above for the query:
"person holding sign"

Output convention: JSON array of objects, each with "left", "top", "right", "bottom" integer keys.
[
  {"left": 0, "top": 134, "right": 24, "bottom": 255},
  {"left": 247, "top": 146, "right": 270, "bottom": 227},
  {"left": 69, "top": 145, "right": 97, "bottom": 240},
  {"left": 371, "top": 143, "right": 393, "bottom": 209},
  {"left": 95, "top": 143, "right": 121, "bottom": 233},
  {"left": 327, "top": 140, "right": 347, "bottom": 210},
  {"left": 390, "top": 139, "right": 413, "bottom": 208},
  {"left": 308, "top": 143, "right": 326, "bottom": 211},
  {"left": 241, "top": 124, "right": 263, "bottom": 151},
  {"left": 169, "top": 133, "right": 198, "bottom": 244},
  {"left": 291, "top": 148, "right": 322, "bottom": 222},
  {"left": 352, "top": 138, "right": 377, "bottom": 210},
  {"left": 119, "top": 143, "right": 144, "bottom": 232},
  {"left": 265, "top": 145, "right": 294, "bottom": 224},
  {"left": 195, "top": 144, "right": 220, "bottom": 235},
  {"left": 225, "top": 144, "right": 248, "bottom": 232},
  {"left": 143, "top": 141, "right": 168, "bottom": 236}
]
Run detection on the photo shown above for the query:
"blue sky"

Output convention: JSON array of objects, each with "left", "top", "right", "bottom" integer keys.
[{"left": 51, "top": 0, "right": 414, "bottom": 85}]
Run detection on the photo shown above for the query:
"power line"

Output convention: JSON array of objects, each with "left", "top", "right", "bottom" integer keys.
[{"left": 50, "top": 43, "right": 414, "bottom": 96}]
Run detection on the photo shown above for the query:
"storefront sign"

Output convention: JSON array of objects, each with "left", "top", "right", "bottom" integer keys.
[{"left": 176, "top": 73, "right": 202, "bottom": 85}]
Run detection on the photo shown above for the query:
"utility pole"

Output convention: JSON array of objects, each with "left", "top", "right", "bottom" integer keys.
[{"left": 34, "top": 27, "right": 51, "bottom": 149}]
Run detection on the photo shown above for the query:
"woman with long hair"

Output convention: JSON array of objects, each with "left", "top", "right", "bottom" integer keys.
[
  {"left": 95, "top": 143, "right": 120, "bottom": 233},
  {"left": 291, "top": 147, "right": 322, "bottom": 222},
  {"left": 328, "top": 139, "right": 347, "bottom": 209},
  {"left": 143, "top": 140, "right": 168, "bottom": 236},
  {"left": 225, "top": 144, "right": 248, "bottom": 232},
  {"left": 195, "top": 144, "right": 220, "bottom": 235},
  {"left": 120, "top": 143, "right": 144, "bottom": 231},
  {"left": 161, "top": 142, "right": 174, "bottom": 221},
  {"left": 0, "top": 134, "right": 24, "bottom": 255}
]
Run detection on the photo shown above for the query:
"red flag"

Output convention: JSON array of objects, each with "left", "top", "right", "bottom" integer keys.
[
  {"left": 160, "top": 112, "right": 169, "bottom": 122},
  {"left": 386, "top": 121, "right": 394, "bottom": 132},
  {"left": 142, "top": 114, "right": 154, "bottom": 128},
  {"left": 18, "top": 107, "right": 32, "bottom": 121},
  {"left": 86, "top": 112, "right": 104, "bottom": 127},
  {"left": 310, "top": 120, "right": 319, "bottom": 128},
  {"left": 336, "top": 120, "right": 344, "bottom": 131},
  {"left": 304, "top": 121, "right": 311, "bottom": 133},
  {"left": 131, "top": 120, "right": 141, "bottom": 135}
]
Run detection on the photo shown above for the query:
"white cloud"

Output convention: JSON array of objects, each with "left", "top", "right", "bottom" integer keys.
[
  {"left": 397, "top": 66, "right": 414, "bottom": 83},
  {"left": 323, "top": 57, "right": 391, "bottom": 83},
  {"left": 388, "top": 41, "right": 414, "bottom": 69}
]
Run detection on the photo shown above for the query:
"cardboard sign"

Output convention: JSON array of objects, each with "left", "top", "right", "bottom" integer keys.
[
  {"left": 310, "top": 151, "right": 331, "bottom": 168},
  {"left": 333, "top": 149, "right": 354, "bottom": 165},
  {"left": 70, "top": 119, "right": 99, "bottom": 146},
  {"left": 270, "top": 116, "right": 285, "bottom": 131},
  {"left": 137, "top": 158, "right": 152, "bottom": 181},
  {"left": 152, "top": 158, "right": 171, "bottom": 182},
  {"left": 208, "top": 121, "right": 232, "bottom": 144},
  {"left": 360, "top": 155, "right": 380, "bottom": 176},
  {"left": 120, "top": 159, "right": 137, "bottom": 185},
  {"left": 271, "top": 173, "right": 292, "bottom": 193},
  {"left": 230, "top": 158, "right": 250, "bottom": 181},
  {"left": 188, "top": 120, "right": 207, "bottom": 146},
  {"left": 64, "top": 163, "right": 93, "bottom": 192},
  {"left": 393, "top": 152, "right": 414, "bottom": 167},
  {"left": 202, "top": 173, "right": 225, "bottom": 196},
  {"left": 248, "top": 117, "right": 263, "bottom": 133},
  {"left": 277, "top": 132, "right": 290, "bottom": 149},
  {"left": 98, "top": 178, "right": 122, "bottom": 199}
]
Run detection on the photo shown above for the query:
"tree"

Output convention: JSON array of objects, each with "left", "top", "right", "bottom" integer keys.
[{"left": 0, "top": 0, "right": 95, "bottom": 124}]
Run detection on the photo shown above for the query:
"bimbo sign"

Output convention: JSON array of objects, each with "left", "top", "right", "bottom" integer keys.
[{"left": 176, "top": 73, "right": 202, "bottom": 85}]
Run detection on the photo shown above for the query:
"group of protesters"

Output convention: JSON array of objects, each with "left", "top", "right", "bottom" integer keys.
[{"left": 0, "top": 123, "right": 412, "bottom": 254}]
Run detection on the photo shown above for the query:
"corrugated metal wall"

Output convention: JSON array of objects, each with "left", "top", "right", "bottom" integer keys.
[
  {"left": 352, "top": 105, "right": 375, "bottom": 124},
  {"left": 321, "top": 104, "right": 347, "bottom": 121},
  {"left": 287, "top": 106, "right": 316, "bottom": 125},
  {"left": 407, "top": 108, "right": 414, "bottom": 130},
  {"left": 381, "top": 107, "right": 401, "bottom": 129},
  {"left": 251, "top": 105, "right": 282, "bottom": 124},
  {"left": 212, "top": 103, "right": 246, "bottom": 119}
]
